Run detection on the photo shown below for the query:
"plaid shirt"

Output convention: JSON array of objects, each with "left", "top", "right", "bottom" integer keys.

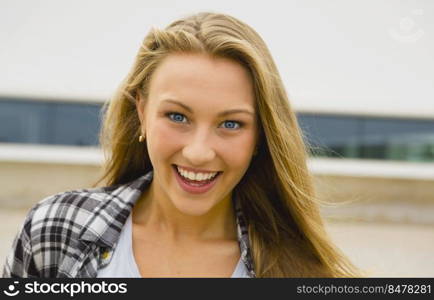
[{"left": 2, "top": 170, "right": 255, "bottom": 278}]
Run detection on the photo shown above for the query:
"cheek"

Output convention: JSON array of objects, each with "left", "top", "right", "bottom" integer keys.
[
  {"left": 220, "top": 133, "right": 256, "bottom": 170},
  {"left": 147, "top": 122, "right": 183, "bottom": 158}
]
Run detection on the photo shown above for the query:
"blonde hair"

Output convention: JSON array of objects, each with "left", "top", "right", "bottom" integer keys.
[{"left": 96, "top": 12, "right": 361, "bottom": 277}]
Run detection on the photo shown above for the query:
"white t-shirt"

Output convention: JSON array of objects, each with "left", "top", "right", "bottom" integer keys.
[{"left": 97, "top": 213, "right": 250, "bottom": 278}]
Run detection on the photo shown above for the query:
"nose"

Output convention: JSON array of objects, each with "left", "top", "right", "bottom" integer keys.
[{"left": 182, "top": 129, "right": 216, "bottom": 166}]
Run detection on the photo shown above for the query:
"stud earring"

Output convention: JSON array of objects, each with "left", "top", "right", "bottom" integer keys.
[{"left": 139, "top": 134, "right": 145, "bottom": 143}]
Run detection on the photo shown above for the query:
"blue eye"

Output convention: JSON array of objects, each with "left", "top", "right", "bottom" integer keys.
[
  {"left": 222, "top": 121, "right": 241, "bottom": 130},
  {"left": 167, "top": 112, "right": 187, "bottom": 123},
  {"left": 165, "top": 112, "right": 244, "bottom": 130}
]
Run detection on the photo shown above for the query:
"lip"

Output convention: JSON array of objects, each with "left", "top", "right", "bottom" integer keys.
[{"left": 172, "top": 165, "right": 222, "bottom": 195}]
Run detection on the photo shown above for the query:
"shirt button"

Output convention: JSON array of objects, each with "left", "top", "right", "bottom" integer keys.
[{"left": 101, "top": 251, "right": 110, "bottom": 260}]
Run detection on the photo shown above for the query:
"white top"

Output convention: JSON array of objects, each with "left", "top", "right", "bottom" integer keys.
[{"left": 97, "top": 213, "right": 250, "bottom": 278}]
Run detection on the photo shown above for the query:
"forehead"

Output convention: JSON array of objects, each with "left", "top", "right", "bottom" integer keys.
[{"left": 147, "top": 53, "right": 255, "bottom": 109}]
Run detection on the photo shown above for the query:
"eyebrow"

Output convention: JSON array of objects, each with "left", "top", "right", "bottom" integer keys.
[{"left": 161, "top": 99, "right": 255, "bottom": 117}]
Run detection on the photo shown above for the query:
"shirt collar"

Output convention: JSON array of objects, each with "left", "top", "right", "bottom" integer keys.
[{"left": 78, "top": 169, "right": 255, "bottom": 277}]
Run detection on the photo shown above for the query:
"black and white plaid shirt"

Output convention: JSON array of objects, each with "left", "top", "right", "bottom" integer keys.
[{"left": 2, "top": 170, "right": 255, "bottom": 278}]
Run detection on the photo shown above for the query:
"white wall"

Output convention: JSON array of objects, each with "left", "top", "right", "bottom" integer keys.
[{"left": 1, "top": 0, "right": 433, "bottom": 118}]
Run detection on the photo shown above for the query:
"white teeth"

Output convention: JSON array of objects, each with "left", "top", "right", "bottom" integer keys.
[{"left": 176, "top": 166, "right": 218, "bottom": 181}]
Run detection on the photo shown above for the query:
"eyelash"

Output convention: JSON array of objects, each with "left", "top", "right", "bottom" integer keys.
[{"left": 164, "top": 111, "right": 245, "bottom": 130}]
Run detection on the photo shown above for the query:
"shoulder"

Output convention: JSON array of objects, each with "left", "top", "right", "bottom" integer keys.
[
  {"left": 29, "top": 185, "right": 118, "bottom": 226},
  {"left": 28, "top": 173, "right": 152, "bottom": 245},
  {"left": 3, "top": 173, "right": 153, "bottom": 278},
  {"left": 2, "top": 185, "right": 120, "bottom": 278}
]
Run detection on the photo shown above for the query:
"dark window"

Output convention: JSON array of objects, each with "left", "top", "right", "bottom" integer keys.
[
  {"left": 0, "top": 98, "right": 102, "bottom": 146},
  {"left": 298, "top": 113, "right": 434, "bottom": 162},
  {"left": 1, "top": 98, "right": 433, "bottom": 162}
]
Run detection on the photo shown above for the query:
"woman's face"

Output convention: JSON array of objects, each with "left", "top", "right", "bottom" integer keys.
[{"left": 137, "top": 53, "right": 258, "bottom": 216}]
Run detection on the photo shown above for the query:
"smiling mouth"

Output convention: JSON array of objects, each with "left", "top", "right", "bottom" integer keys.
[{"left": 171, "top": 164, "right": 222, "bottom": 182}]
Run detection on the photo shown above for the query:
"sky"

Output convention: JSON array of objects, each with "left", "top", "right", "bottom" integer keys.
[{"left": 0, "top": 0, "right": 433, "bottom": 118}]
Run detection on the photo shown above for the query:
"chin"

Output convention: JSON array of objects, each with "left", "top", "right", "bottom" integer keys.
[{"left": 172, "top": 199, "right": 215, "bottom": 217}]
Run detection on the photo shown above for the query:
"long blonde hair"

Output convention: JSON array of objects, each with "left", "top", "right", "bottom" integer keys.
[{"left": 96, "top": 12, "right": 361, "bottom": 277}]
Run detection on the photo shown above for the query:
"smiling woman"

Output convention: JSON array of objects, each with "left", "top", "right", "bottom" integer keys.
[{"left": 3, "top": 12, "right": 361, "bottom": 278}]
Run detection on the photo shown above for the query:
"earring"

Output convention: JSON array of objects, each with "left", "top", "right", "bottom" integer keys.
[{"left": 139, "top": 133, "right": 145, "bottom": 143}]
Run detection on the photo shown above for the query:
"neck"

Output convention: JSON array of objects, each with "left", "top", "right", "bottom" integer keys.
[{"left": 133, "top": 181, "right": 237, "bottom": 242}]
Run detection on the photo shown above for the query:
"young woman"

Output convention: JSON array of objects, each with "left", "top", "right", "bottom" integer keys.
[{"left": 3, "top": 12, "right": 360, "bottom": 278}]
